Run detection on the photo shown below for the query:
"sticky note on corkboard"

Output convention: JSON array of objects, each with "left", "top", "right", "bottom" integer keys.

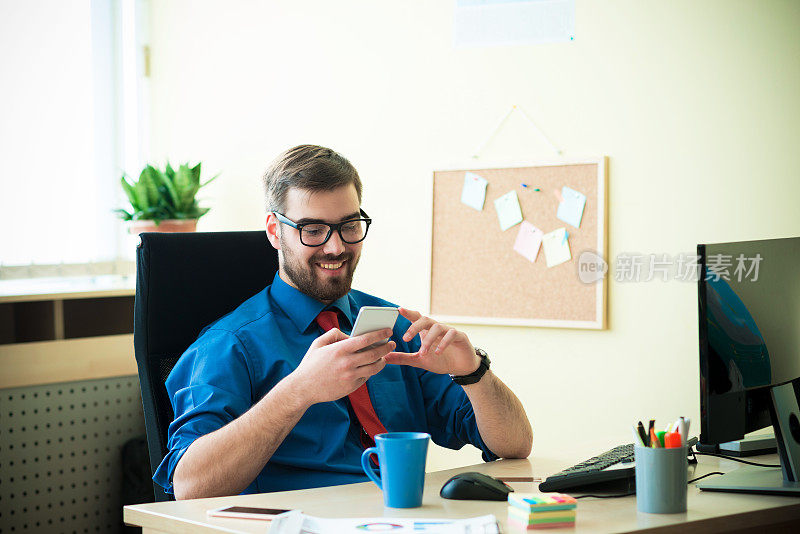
[{"left": 513, "top": 221, "right": 544, "bottom": 263}]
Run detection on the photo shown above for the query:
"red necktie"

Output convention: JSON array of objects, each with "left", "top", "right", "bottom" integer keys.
[{"left": 315, "top": 310, "right": 388, "bottom": 449}]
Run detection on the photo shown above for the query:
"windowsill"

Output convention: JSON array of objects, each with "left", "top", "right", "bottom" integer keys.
[{"left": 0, "top": 274, "right": 135, "bottom": 303}]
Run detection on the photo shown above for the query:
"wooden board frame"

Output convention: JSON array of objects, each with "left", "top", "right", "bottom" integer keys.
[{"left": 428, "top": 157, "right": 608, "bottom": 329}]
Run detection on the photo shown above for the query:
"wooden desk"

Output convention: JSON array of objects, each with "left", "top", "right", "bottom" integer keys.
[{"left": 124, "top": 455, "right": 800, "bottom": 533}]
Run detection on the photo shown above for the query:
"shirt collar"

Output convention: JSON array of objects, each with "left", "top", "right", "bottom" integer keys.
[{"left": 270, "top": 272, "right": 354, "bottom": 333}]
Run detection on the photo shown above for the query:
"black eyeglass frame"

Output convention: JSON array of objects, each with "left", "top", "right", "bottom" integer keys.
[{"left": 273, "top": 209, "right": 372, "bottom": 247}]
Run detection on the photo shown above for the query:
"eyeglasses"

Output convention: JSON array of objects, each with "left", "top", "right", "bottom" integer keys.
[{"left": 274, "top": 209, "right": 372, "bottom": 247}]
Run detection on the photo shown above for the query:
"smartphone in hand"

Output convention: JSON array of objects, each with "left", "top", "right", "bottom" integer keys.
[{"left": 350, "top": 306, "right": 399, "bottom": 352}]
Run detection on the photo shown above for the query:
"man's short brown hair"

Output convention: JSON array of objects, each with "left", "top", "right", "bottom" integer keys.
[{"left": 262, "top": 145, "right": 362, "bottom": 213}]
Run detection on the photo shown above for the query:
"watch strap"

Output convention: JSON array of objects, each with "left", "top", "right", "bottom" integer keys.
[{"left": 451, "top": 348, "right": 490, "bottom": 385}]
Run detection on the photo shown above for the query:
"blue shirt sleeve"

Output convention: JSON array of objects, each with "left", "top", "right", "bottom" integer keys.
[
  {"left": 153, "top": 329, "right": 256, "bottom": 494},
  {"left": 414, "top": 368, "right": 499, "bottom": 462},
  {"left": 396, "top": 318, "right": 499, "bottom": 462}
]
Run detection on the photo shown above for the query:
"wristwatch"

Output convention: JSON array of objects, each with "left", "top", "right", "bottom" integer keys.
[{"left": 451, "top": 348, "right": 491, "bottom": 385}]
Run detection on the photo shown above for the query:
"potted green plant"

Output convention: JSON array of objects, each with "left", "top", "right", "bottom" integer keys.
[{"left": 115, "top": 162, "right": 218, "bottom": 234}]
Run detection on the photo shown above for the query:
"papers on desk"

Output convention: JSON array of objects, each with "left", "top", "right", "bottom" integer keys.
[{"left": 270, "top": 510, "right": 499, "bottom": 534}]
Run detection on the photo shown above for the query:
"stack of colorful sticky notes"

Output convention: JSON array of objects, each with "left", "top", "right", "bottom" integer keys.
[{"left": 507, "top": 493, "right": 577, "bottom": 530}]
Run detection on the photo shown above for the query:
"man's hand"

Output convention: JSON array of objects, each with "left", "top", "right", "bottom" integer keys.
[
  {"left": 383, "top": 308, "right": 480, "bottom": 376},
  {"left": 291, "top": 327, "right": 395, "bottom": 405}
]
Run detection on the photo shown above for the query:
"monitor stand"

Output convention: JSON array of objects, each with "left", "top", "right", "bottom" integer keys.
[{"left": 698, "top": 382, "right": 800, "bottom": 496}]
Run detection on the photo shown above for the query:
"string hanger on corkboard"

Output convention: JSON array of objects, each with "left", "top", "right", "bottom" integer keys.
[{"left": 471, "top": 104, "right": 562, "bottom": 159}]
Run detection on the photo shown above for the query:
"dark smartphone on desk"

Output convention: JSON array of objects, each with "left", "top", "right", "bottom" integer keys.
[{"left": 207, "top": 506, "right": 293, "bottom": 520}]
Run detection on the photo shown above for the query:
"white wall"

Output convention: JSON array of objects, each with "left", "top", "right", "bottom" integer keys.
[{"left": 147, "top": 0, "right": 800, "bottom": 470}]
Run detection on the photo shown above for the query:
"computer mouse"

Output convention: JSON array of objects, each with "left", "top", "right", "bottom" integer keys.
[{"left": 439, "top": 471, "right": 513, "bottom": 501}]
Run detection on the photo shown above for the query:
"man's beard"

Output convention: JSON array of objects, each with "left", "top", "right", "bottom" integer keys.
[{"left": 279, "top": 234, "right": 359, "bottom": 302}]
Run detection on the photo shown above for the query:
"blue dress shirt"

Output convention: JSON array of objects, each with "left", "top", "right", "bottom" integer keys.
[{"left": 153, "top": 273, "right": 497, "bottom": 495}]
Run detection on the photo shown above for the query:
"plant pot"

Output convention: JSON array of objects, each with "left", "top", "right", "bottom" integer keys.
[{"left": 128, "top": 219, "right": 198, "bottom": 235}]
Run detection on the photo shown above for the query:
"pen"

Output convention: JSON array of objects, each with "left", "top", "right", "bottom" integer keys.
[
  {"left": 679, "top": 417, "right": 688, "bottom": 447},
  {"left": 664, "top": 432, "right": 682, "bottom": 448},
  {"left": 650, "top": 428, "right": 661, "bottom": 448},
  {"left": 648, "top": 419, "right": 655, "bottom": 445},
  {"left": 632, "top": 426, "right": 645, "bottom": 447},
  {"left": 637, "top": 421, "right": 649, "bottom": 447}
]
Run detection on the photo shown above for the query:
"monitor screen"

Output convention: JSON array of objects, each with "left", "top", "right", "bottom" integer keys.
[{"left": 698, "top": 236, "right": 800, "bottom": 445}]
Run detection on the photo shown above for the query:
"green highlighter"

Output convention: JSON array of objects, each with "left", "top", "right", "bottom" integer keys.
[{"left": 656, "top": 431, "right": 667, "bottom": 448}]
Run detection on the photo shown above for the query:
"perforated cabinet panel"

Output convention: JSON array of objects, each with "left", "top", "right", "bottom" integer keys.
[{"left": 0, "top": 377, "right": 146, "bottom": 533}]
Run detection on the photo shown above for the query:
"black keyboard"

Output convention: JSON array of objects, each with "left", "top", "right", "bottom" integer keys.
[{"left": 539, "top": 443, "right": 636, "bottom": 492}]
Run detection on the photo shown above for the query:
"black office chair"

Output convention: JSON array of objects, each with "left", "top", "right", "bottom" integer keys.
[{"left": 133, "top": 231, "right": 279, "bottom": 501}]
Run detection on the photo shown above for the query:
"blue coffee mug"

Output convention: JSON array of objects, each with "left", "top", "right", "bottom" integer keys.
[{"left": 360, "top": 432, "right": 430, "bottom": 508}]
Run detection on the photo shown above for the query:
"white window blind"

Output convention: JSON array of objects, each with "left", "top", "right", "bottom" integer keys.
[{"left": 0, "top": 0, "right": 146, "bottom": 271}]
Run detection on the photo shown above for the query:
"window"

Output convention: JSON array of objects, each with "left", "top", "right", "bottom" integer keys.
[{"left": 0, "top": 0, "right": 147, "bottom": 275}]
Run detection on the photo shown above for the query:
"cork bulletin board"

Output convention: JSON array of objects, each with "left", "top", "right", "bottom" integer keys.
[{"left": 430, "top": 158, "right": 607, "bottom": 329}]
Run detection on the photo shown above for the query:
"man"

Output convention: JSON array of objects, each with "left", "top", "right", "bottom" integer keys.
[{"left": 154, "top": 145, "right": 532, "bottom": 499}]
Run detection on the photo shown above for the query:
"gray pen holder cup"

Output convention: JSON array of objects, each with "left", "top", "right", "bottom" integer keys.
[{"left": 634, "top": 445, "right": 688, "bottom": 513}]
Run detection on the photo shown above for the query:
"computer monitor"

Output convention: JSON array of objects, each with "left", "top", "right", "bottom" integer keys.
[{"left": 697, "top": 236, "right": 800, "bottom": 495}]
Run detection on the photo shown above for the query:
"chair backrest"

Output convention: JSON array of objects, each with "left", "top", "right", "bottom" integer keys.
[{"left": 133, "top": 231, "right": 279, "bottom": 501}]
